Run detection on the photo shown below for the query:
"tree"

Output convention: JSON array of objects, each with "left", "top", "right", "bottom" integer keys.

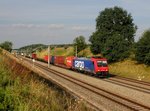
[
  {"left": 89, "top": 31, "right": 106, "bottom": 54},
  {"left": 135, "top": 30, "right": 150, "bottom": 65},
  {"left": 73, "top": 36, "right": 87, "bottom": 55},
  {"left": 103, "top": 33, "right": 130, "bottom": 62},
  {"left": 89, "top": 6, "right": 137, "bottom": 62},
  {"left": 0, "top": 41, "right": 13, "bottom": 52}
]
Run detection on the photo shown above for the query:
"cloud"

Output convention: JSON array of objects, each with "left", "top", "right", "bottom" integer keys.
[
  {"left": 11, "top": 24, "right": 38, "bottom": 28},
  {"left": 72, "top": 26, "right": 94, "bottom": 32},
  {"left": 0, "top": 23, "right": 65, "bottom": 29},
  {"left": 119, "top": 0, "right": 140, "bottom": 4},
  {"left": 48, "top": 24, "right": 64, "bottom": 29}
]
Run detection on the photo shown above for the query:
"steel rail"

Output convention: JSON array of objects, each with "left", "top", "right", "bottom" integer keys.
[
  {"left": 103, "top": 78, "right": 150, "bottom": 94},
  {"left": 114, "top": 76, "right": 150, "bottom": 86}
]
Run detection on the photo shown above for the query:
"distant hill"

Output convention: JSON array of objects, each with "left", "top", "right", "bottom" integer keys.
[
  {"left": 18, "top": 43, "right": 77, "bottom": 56},
  {"left": 19, "top": 44, "right": 47, "bottom": 53}
]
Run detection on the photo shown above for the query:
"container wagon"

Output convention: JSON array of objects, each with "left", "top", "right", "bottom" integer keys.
[
  {"left": 32, "top": 53, "right": 37, "bottom": 59},
  {"left": 44, "top": 55, "right": 51, "bottom": 62},
  {"left": 65, "top": 56, "right": 75, "bottom": 69}
]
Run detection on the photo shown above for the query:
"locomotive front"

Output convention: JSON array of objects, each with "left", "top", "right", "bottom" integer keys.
[{"left": 92, "top": 58, "right": 109, "bottom": 76}]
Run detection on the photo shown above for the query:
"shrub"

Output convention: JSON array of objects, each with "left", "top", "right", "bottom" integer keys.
[{"left": 135, "top": 30, "right": 150, "bottom": 65}]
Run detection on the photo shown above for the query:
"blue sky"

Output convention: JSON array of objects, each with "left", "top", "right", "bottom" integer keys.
[{"left": 0, "top": 0, "right": 150, "bottom": 48}]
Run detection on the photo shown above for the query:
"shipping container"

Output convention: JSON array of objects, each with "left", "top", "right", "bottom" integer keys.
[
  {"left": 44, "top": 55, "right": 48, "bottom": 62},
  {"left": 50, "top": 56, "right": 55, "bottom": 64},
  {"left": 65, "top": 56, "right": 75, "bottom": 69},
  {"left": 54, "top": 56, "right": 65, "bottom": 66},
  {"left": 44, "top": 55, "right": 51, "bottom": 62},
  {"left": 32, "top": 53, "right": 37, "bottom": 59}
]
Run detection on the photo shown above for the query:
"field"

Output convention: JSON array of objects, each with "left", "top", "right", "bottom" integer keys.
[
  {"left": 109, "top": 59, "right": 150, "bottom": 82},
  {"left": 0, "top": 53, "right": 93, "bottom": 111}
]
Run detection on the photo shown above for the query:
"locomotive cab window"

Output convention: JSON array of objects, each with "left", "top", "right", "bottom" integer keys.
[{"left": 97, "top": 61, "right": 107, "bottom": 67}]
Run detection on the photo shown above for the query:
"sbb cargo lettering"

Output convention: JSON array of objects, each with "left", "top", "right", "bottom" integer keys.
[{"left": 75, "top": 61, "right": 84, "bottom": 69}]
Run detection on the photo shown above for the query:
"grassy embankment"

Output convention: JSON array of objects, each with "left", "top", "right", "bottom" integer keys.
[
  {"left": 37, "top": 47, "right": 74, "bottom": 58},
  {"left": 37, "top": 47, "right": 150, "bottom": 82},
  {"left": 109, "top": 59, "right": 150, "bottom": 82},
  {"left": 36, "top": 46, "right": 94, "bottom": 58},
  {"left": 0, "top": 52, "right": 93, "bottom": 111}
]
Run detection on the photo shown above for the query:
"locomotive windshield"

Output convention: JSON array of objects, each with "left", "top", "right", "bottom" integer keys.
[{"left": 97, "top": 61, "right": 107, "bottom": 67}]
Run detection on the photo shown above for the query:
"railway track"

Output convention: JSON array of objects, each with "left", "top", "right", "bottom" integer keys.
[
  {"left": 76, "top": 69, "right": 150, "bottom": 94},
  {"left": 112, "top": 76, "right": 150, "bottom": 86},
  {"left": 22, "top": 56, "right": 150, "bottom": 93},
  {"left": 103, "top": 78, "right": 150, "bottom": 94},
  {"left": 22, "top": 57, "right": 150, "bottom": 111},
  {"left": 43, "top": 60, "right": 150, "bottom": 94}
]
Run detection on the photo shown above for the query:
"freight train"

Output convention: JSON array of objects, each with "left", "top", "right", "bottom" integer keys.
[{"left": 44, "top": 55, "right": 109, "bottom": 77}]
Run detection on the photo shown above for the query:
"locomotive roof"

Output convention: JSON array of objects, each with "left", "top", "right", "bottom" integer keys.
[{"left": 75, "top": 57, "right": 107, "bottom": 60}]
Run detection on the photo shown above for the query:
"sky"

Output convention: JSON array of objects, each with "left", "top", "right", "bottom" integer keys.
[{"left": 0, "top": 0, "right": 150, "bottom": 49}]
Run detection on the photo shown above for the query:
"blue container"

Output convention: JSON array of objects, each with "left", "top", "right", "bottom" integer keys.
[
  {"left": 73, "top": 58, "right": 94, "bottom": 73},
  {"left": 50, "top": 56, "right": 55, "bottom": 64}
]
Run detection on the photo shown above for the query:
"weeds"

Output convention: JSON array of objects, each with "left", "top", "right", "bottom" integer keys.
[
  {"left": 0, "top": 48, "right": 2, "bottom": 54},
  {"left": 0, "top": 54, "right": 93, "bottom": 111}
]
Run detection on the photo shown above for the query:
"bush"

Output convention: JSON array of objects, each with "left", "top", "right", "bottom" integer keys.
[
  {"left": 135, "top": 30, "right": 150, "bottom": 65},
  {"left": 0, "top": 48, "right": 2, "bottom": 54},
  {"left": 145, "top": 52, "right": 150, "bottom": 65},
  {"left": 73, "top": 36, "right": 87, "bottom": 55},
  {"left": 0, "top": 41, "right": 13, "bottom": 52}
]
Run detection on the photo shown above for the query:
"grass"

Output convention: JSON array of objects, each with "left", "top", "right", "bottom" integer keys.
[
  {"left": 78, "top": 47, "right": 94, "bottom": 57},
  {"left": 37, "top": 46, "right": 75, "bottom": 58},
  {"left": 37, "top": 46, "right": 94, "bottom": 58},
  {"left": 0, "top": 54, "right": 93, "bottom": 111},
  {"left": 109, "top": 59, "right": 150, "bottom": 82}
]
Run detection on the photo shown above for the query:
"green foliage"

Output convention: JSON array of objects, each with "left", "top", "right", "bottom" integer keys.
[
  {"left": 103, "top": 33, "right": 130, "bottom": 62},
  {"left": 89, "top": 31, "right": 106, "bottom": 54},
  {"left": 0, "top": 41, "right": 13, "bottom": 52},
  {"left": 89, "top": 6, "right": 137, "bottom": 62},
  {"left": 19, "top": 44, "right": 47, "bottom": 53},
  {"left": 0, "top": 48, "right": 2, "bottom": 54},
  {"left": 135, "top": 30, "right": 150, "bottom": 65},
  {"left": 49, "top": 44, "right": 73, "bottom": 48},
  {"left": 0, "top": 61, "right": 15, "bottom": 111},
  {"left": 73, "top": 36, "right": 87, "bottom": 55},
  {"left": 145, "top": 52, "right": 150, "bottom": 65}
]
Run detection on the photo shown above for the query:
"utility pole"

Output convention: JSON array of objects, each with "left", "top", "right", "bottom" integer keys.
[{"left": 48, "top": 46, "right": 50, "bottom": 68}]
